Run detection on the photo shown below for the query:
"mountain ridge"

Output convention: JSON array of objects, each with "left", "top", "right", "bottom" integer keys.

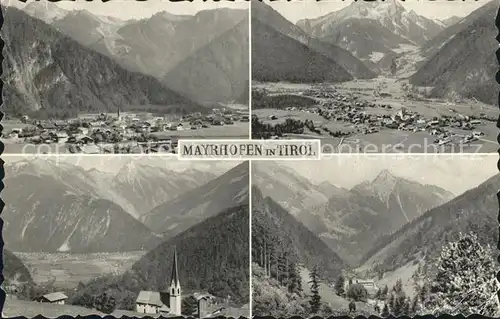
[
  {"left": 294, "top": 170, "right": 454, "bottom": 265},
  {"left": 2, "top": 6, "right": 204, "bottom": 119}
]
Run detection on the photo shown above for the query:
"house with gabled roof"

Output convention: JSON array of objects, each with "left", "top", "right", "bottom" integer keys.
[{"left": 36, "top": 292, "right": 68, "bottom": 305}]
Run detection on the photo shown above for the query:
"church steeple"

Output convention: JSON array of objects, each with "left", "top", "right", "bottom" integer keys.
[
  {"left": 170, "top": 248, "right": 180, "bottom": 288},
  {"left": 169, "top": 248, "right": 182, "bottom": 316}
]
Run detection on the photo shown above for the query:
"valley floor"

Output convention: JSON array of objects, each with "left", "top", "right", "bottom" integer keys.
[
  {"left": 252, "top": 78, "right": 497, "bottom": 153},
  {"left": 14, "top": 251, "right": 146, "bottom": 289}
]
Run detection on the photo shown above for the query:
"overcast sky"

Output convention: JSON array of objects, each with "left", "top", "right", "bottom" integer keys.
[
  {"left": 4, "top": 0, "right": 249, "bottom": 19},
  {"left": 268, "top": 0, "right": 490, "bottom": 23},
  {"left": 4, "top": 155, "right": 239, "bottom": 175},
  {"left": 269, "top": 154, "right": 497, "bottom": 196}
]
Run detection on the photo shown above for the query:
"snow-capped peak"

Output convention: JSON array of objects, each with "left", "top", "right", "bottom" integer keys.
[{"left": 23, "top": 1, "right": 69, "bottom": 23}]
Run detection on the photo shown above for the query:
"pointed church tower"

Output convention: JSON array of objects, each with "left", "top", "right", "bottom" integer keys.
[{"left": 169, "top": 249, "right": 182, "bottom": 316}]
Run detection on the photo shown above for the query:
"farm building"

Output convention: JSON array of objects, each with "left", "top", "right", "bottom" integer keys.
[{"left": 36, "top": 292, "right": 68, "bottom": 305}]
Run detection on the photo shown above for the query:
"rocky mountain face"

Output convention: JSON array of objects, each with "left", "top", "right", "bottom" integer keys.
[
  {"left": 252, "top": 162, "right": 332, "bottom": 215},
  {"left": 22, "top": 1, "right": 69, "bottom": 23},
  {"left": 3, "top": 172, "right": 161, "bottom": 253},
  {"left": 2, "top": 6, "right": 203, "bottom": 119},
  {"left": 409, "top": 0, "right": 498, "bottom": 105},
  {"left": 110, "top": 161, "right": 216, "bottom": 218},
  {"left": 5, "top": 158, "right": 214, "bottom": 219},
  {"left": 143, "top": 161, "right": 249, "bottom": 236},
  {"left": 296, "top": 0, "right": 444, "bottom": 63},
  {"left": 252, "top": 1, "right": 375, "bottom": 80},
  {"left": 295, "top": 170, "right": 454, "bottom": 265},
  {"left": 361, "top": 173, "right": 499, "bottom": 273},
  {"left": 21, "top": 3, "right": 249, "bottom": 105},
  {"left": 2, "top": 157, "right": 230, "bottom": 252},
  {"left": 252, "top": 186, "right": 346, "bottom": 280}
]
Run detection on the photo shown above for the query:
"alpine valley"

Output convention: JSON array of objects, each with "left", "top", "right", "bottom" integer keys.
[
  {"left": 2, "top": 157, "right": 250, "bottom": 318},
  {"left": 251, "top": 0, "right": 498, "bottom": 154},
  {"left": 251, "top": 158, "right": 499, "bottom": 317},
  {"left": 2, "top": 2, "right": 249, "bottom": 118}
]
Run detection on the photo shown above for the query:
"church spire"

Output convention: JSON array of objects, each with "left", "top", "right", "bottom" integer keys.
[{"left": 170, "top": 248, "right": 180, "bottom": 287}]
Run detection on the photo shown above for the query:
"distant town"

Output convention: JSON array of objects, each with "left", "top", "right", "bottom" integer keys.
[
  {"left": 252, "top": 83, "right": 496, "bottom": 152},
  {"left": 3, "top": 107, "right": 249, "bottom": 154}
]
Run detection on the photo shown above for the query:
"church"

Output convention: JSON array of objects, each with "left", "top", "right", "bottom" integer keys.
[{"left": 135, "top": 250, "right": 183, "bottom": 315}]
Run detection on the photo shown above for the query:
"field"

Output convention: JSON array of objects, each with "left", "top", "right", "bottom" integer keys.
[
  {"left": 3, "top": 296, "right": 163, "bottom": 318},
  {"left": 252, "top": 78, "right": 497, "bottom": 153},
  {"left": 13, "top": 251, "right": 146, "bottom": 289},
  {"left": 152, "top": 121, "right": 249, "bottom": 139}
]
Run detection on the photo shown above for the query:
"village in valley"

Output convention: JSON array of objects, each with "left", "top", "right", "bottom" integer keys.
[
  {"left": 251, "top": 0, "right": 497, "bottom": 153},
  {"left": 3, "top": 107, "right": 249, "bottom": 154},
  {"left": 1, "top": 0, "right": 249, "bottom": 154},
  {"left": 4, "top": 251, "right": 236, "bottom": 318},
  {"left": 251, "top": 80, "right": 497, "bottom": 153},
  {"left": 2, "top": 157, "right": 251, "bottom": 318}
]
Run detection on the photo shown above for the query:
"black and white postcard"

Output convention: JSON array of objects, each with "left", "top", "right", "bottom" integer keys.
[
  {"left": 251, "top": 0, "right": 497, "bottom": 153},
  {"left": 1, "top": 156, "right": 250, "bottom": 318},
  {"left": 252, "top": 155, "right": 499, "bottom": 317},
  {"left": 1, "top": 0, "right": 250, "bottom": 154}
]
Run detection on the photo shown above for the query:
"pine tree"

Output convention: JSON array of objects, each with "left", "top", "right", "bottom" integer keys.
[
  {"left": 381, "top": 285, "right": 389, "bottom": 299},
  {"left": 381, "top": 303, "right": 390, "bottom": 317},
  {"left": 334, "top": 274, "right": 345, "bottom": 296},
  {"left": 308, "top": 265, "right": 321, "bottom": 314},
  {"left": 393, "top": 278, "right": 403, "bottom": 293},
  {"left": 390, "top": 59, "right": 397, "bottom": 75},
  {"left": 287, "top": 262, "right": 302, "bottom": 294},
  {"left": 392, "top": 294, "right": 406, "bottom": 316},
  {"left": 421, "top": 232, "right": 499, "bottom": 316}
]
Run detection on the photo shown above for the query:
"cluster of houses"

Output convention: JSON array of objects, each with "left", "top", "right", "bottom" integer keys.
[
  {"left": 342, "top": 277, "right": 379, "bottom": 297},
  {"left": 265, "top": 87, "right": 487, "bottom": 146},
  {"left": 5, "top": 108, "right": 249, "bottom": 154}
]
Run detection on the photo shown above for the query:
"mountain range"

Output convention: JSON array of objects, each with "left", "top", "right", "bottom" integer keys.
[
  {"left": 251, "top": 162, "right": 331, "bottom": 215},
  {"left": 2, "top": 6, "right": 204, "bottom": 119},
  {"left": 303, "top": 169, "right": 453, "bottom": 265},
  {"left": 251, "top": 0, "right": 375, "bottom": 83},
  {"left": 17, "top": 2, "right": 249, "bottom": 106},
  {"left": 254, "top": 164, "right": 455, "bottom": 266},
  {"left": 143, "top": 161, "right": 249, "bottom": 236},
  {"left": 297, "top": 0, "right": 444, "bottom": 65},
  {"left": 2, "top": 158, "right": 247, "bottom": 253},
  {"left": 256, "top": 0, "right": 496, "bottom": 105},
  {"left": 360, "top": 173, "right": 499, "bottom": 273}
]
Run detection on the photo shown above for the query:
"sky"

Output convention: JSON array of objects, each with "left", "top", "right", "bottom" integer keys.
[
  {"left": 268, "top": 0, "right": 490, "bottom": 23},
  {"left": 3, "top": 155, "right": 240, "bottom": 175},
  {"left": 4, "top": 0, "right": 249, "bottom": 19},
  {"left": 272, "top": 154, "right": 498, "bottom": 196}
]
